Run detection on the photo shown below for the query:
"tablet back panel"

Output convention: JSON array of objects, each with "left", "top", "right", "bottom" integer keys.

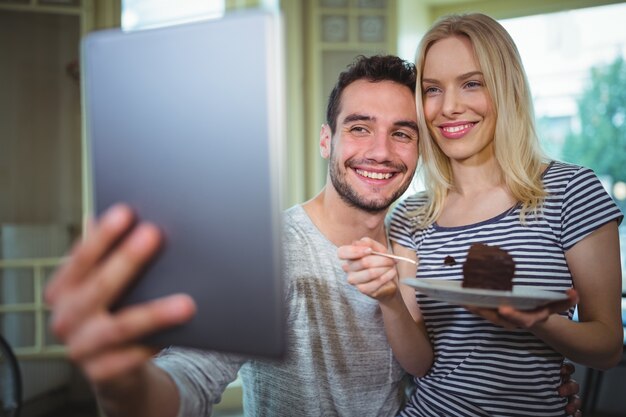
[{"left": 82, "top": 11, "right": 285, "bottom": 358}]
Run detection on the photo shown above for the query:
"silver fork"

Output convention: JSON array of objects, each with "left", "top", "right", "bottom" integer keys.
[
  {"left": 370, "top": 251, "right": 418, "bottom": 265},
  {"left": 370, "top": 251, "right": 446, "bottom": 271}
]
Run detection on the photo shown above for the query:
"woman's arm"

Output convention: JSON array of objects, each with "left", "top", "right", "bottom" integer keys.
[
  {"left": 530, "top": 221, "right": 623, "bottom": 369},
  {"left": 474, "top": 221, "right": 623, "bottom": 370},
  {"left": 338, "top": 238, "right": 433, "bottom": 376}
]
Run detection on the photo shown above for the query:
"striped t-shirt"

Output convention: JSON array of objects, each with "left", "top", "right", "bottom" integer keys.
[{"left": 389, "top": 161, "right": 623, "bottom": 417}]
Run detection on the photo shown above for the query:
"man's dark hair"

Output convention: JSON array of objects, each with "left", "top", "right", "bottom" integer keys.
[{"left": 325, "top": 55, "right": 416, "bottom": 134}]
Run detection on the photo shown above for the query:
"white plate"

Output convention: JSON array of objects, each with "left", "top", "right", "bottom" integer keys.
[{"left": 401, "top": 278, "right": 569, "bottom": 310}]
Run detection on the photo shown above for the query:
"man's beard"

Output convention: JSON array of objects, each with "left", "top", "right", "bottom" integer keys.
[{"left": 329, "top": 149, "right": 413, "bottom": 214}]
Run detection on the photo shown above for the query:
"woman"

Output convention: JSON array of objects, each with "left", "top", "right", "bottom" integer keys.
[{"left": 339, "top": 13, "right": 623, "bottom": 416}]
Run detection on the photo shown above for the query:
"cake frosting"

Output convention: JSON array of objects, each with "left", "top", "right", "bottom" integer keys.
[{"left": 462, "top": 243, "right": 515, "bottom": 291}]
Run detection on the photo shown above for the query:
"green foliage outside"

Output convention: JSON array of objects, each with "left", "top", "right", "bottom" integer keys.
[{"left": 562, "top": 55, "right": 626, "bottom": 187}]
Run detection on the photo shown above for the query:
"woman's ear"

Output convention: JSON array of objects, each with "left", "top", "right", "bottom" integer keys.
[{"left": 320, "top": 124, "right": 332, "bottom": 159}]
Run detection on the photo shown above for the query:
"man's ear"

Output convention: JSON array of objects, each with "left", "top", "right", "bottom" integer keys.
[{"left": 320, "top": 124, "right": 332, "bottom": 159}]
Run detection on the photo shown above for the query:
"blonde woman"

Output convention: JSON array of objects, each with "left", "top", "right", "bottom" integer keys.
[{"left": 339, "top": 13, "right": 623, "bottom": 416}]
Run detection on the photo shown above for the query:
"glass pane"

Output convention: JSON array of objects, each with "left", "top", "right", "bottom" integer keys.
[
  {"left": 358, "top": 15, "right": 385, "bottom": 42},
  {"left": 0, "top": 312, "right": 35, "bottom": 348},
  {"left": 122, "top": 0, "right": 224, "bottom": 31},
  {"left": 0, "top": 268, "right": 34, "bottom": 304},
  {"left": 44, "top": 310, "right": 61, "bottom": 346},
  {"left": 37, "top": 0, "right": 80, "bottom": 6},
  {"left": 42, "top": 265, "right": 57, "bottom": 289},
  {"left": 321, "top": 0, "right": 347, "bottom": 7},
  {"left": 321, "top": 15, "right": 348, "bottom": 43},
  {"left": 501, "top": 3, "right": 626, "bottom": 292},
  {"left": 356, "top": 0, "right": 385, "bottom": 8}
]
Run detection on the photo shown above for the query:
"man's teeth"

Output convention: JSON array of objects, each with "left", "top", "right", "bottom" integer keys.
[
  {"left": 443, "top": 123, "right": 473, "bottom": 133},
  {"left": 356, "top": 169, "right": 393, "bottom": 180}
]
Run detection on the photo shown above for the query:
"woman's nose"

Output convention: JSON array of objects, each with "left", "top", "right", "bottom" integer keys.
[{"left": 442, "top": 90, "right": 463, "bottom": 117}]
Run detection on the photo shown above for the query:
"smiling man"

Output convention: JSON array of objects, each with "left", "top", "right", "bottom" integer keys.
[{"left": 46, "top": 55, "right": 421, "bottom": 417}]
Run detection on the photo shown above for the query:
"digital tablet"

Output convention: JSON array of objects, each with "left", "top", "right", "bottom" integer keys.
[{"left": 81, "top": 10, "right": 286, "bottom": 358}]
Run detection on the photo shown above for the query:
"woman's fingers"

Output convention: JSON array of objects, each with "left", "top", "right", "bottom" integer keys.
[{"left": 496, "top": 289, "right": 578, "bottom": 328}]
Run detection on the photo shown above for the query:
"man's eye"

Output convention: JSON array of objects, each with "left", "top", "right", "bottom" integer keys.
[
  {"left": 350, "top": 126, "right": 369, "bottom": 134},
  {"left": 393, "top": 131, "right": 415, "bottom": 141}
]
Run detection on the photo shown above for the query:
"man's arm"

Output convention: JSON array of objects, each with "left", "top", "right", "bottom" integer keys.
[{"left": 94, "top": 363, "right": 181, "bottom": 417}]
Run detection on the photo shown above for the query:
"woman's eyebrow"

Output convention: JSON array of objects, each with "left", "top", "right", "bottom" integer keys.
[{"left": 422, "top": 70, "right": 483, "bottom": 85}]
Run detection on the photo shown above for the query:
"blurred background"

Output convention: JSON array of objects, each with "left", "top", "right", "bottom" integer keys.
[{"left": 0, "top": 1, "right": 624, "bottom": 416}]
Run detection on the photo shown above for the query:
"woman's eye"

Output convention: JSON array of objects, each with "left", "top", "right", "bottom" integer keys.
[
  {"left": 423, "top": 86, "right": 440, "bottom": 95},
  {"left": 465, "top": 80, "right": 483, "bottom": 89}
]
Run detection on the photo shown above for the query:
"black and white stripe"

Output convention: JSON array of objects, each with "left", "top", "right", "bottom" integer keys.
[{"left": 390, "top": 161, "right": 623, "bottom": 416}]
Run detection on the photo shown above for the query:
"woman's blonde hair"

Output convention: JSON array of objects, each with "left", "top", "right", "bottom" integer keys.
[{"left": 414, "top": 13, "right": 547, "bottom": 227}]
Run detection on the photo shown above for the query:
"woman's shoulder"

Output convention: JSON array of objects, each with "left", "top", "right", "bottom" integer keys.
[
  {"left": 387, "top": 191, "right": 430, "bottom": 227},
  {"left": 391, "top": 191, "right": 428, "bottom": 216},
  {"left": 392, "top": 190, "right": 430, "bottom": 212},
  {"left": 542, "top": 160, "right": 597, "bottom": 189}
]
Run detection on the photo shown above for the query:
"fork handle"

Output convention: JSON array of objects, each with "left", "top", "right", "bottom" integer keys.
[{"left": 370, "top": 251, "right": 418, "bottom": 265}]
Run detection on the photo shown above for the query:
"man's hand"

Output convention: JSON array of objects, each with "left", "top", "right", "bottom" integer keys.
[
  {"left": 559, "top": 361, "right": 582, "bottom": 417},
  {"left": 45, "top": 204, "right": 196, "bottom": 384},
  {"left": 338, "top": 237, "right": 399, "bottom": 300}
]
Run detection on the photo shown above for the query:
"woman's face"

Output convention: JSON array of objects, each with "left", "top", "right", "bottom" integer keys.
[{"left": 421, "top": 35, "right": 497, "bottom": 166}]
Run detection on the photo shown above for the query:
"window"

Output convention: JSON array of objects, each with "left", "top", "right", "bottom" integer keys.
[
  {"left": 121, "top": 0, "right": 224, "bottom": 31},
  {"left": 501, "top": 4, "right": 626, "bottom": 292}
]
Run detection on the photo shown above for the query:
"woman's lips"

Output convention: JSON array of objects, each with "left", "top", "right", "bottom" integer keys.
[{"left": 439, "top": 122, "right": 475, "bottom": 139}]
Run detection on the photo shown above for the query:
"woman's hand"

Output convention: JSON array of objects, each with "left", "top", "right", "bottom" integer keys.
[
  {"left": 465, "top": 288, "right": 579, "bottom": 330},
  {"left": 337, "top": 237, "right": 400, "bottom": 300}
]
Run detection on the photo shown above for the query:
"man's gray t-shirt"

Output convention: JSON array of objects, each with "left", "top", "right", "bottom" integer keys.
[{"left": 154, "top": 205, "right": 405, "bottom": 416}]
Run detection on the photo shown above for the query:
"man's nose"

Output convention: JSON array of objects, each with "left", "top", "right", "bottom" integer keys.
[{"left": 364, "top": 131, "right": 393, "bottom": 161}]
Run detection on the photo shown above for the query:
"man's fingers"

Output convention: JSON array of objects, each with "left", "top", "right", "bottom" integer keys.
[
  {"left": 560, "top": 361, "right": 576, "bottom": 380},
  {"left": 46, "top": 204, "right": 136, "bottom": 304},
  {"left": 89, "top": 223, "right": 163, "bottom": 308},
  {"left": 355, "top": 270, "right": 397, "bottom": 299},
  {"left": 563, "top": 394, "right": 581, "bottom": 416},
  {"left": 558, "top": 379, "right": 580, "bottom": 397},
  {"left": 346, "top": 264, "right": 395, "bottom": 285},
  {"left": 342, "top": 254, "right": 395, "bottom": 274},
  {"left": 49, "top": 223, "right": 163, "bottom": 338},
  {"left": 67, "top": 294, "right": 196, "bottom": 361},
  {"left": 337, "top": 245, "right": 372, "bottom": 261}
]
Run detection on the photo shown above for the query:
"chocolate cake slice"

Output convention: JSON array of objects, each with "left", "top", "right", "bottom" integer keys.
[{"left": 462, "top": 243, "right": 515, "bottom": 291}]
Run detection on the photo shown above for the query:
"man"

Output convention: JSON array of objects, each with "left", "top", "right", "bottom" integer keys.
[{"left": 45, "top": 55, "right": 580, "bottom": 417}]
